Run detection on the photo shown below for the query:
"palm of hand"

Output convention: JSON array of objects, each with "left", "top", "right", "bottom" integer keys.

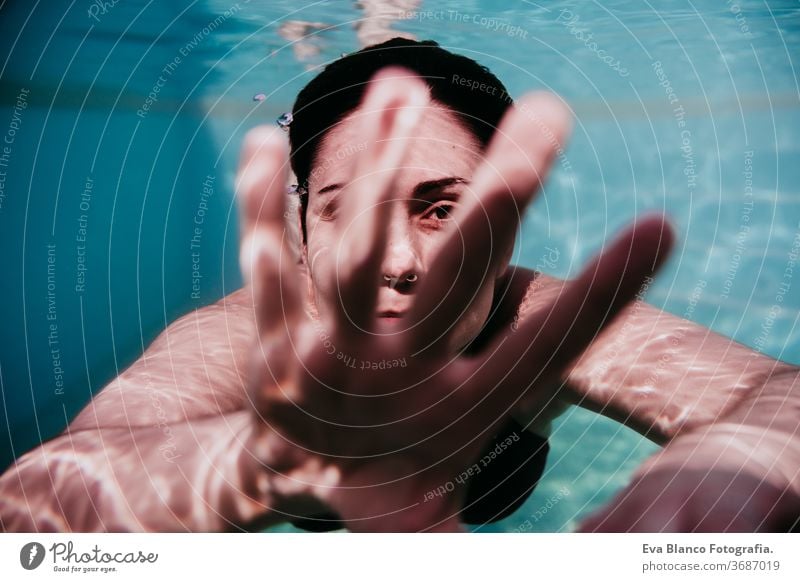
[{"left": 235, "top": 68, "right": 672, "bottom": 531}]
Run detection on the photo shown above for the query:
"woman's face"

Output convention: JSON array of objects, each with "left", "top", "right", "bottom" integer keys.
[{"left": 301, "top": 102, "right": 509, "bottom": 353}]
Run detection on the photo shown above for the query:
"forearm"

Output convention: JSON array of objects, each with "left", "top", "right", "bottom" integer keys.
[
  {"left": 68, "top": 289, "right": 258, "bottom": 433},
  {"left": 517, "top": 272, "right": 797, "bottom": 443},
  {"left": 0, "top": 410, "right": 280, "bottom": 532},
  {"left": 722, "top": 364, "right": 800, "bottom": 433},
  {"left": 565, "top": 301, "right": 791, "bottom": 443}
]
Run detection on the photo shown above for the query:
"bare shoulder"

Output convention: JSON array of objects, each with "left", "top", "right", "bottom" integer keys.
[
  {"left": 501, "top": 266, "right": 567, "bottom": 321},
  {"left": 69, "top": 287, "right": 258, "bottom": 431}
]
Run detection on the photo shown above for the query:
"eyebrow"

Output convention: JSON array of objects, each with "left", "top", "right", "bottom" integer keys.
[
  {"left": 412, "top": 177, "right": 468, "bottom": 199},
  {"left": 315, "top": 176, "right": 468, "bottom": 198},
  {"left": 317, "top": 183, "right": 343, "bottom": 195}
]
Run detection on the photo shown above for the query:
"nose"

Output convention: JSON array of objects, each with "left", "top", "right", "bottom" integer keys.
[{"left": 380, "top": 209, "right": 420, "bottom": 293}]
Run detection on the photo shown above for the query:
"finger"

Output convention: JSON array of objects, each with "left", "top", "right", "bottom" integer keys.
[
  {"left": 465, "top": 214, "right": 674, "bottom": 420},
  {"left": 235, "top": 126, "right": 300, "bottom": 341},
  {"left": 407, "top": 92, "right": 572, "bottom": 354},
  {"left": 331, "top": 67, "right": 428, "bottom": 339}
]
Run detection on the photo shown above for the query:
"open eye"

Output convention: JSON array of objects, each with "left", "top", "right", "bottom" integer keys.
[
  {"left": 318, "top": 200, "right": 338, "bottom": 221},
  {"left": 420, "top": 199, "right": 457, "bottom": 228},
  {"left": 432, "top": 204, "right": 453, "bottom": 220}
]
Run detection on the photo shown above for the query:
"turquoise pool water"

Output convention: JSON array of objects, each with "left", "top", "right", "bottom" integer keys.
[{"left": 0, "top": 0, "right": 798, "bottom": 532}]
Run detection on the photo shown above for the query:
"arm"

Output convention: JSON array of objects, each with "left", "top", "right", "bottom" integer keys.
[
  {"left": 579, "top": 367, "right": 800, "bottom": 531},
  {"left": 0, "top": 410, "right": 276, "bottom": 532},
  {"left": 512, "top": 269, "right": 800, "bottom": 530},
  {"left": 69, "top": 288, "right": 255, "bottom": 431},
  {"left": 516, "top": 270, "right": 797, "bottom": 444},
  {"left": 0, "top": 290, "right": 283, "bottom": 532}
]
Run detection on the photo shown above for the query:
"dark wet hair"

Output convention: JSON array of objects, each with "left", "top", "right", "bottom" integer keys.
[{"left": 288, "top": 37, "right": 513, "bottom": 241}]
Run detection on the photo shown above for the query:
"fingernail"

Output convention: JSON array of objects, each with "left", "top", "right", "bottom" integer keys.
[
  {"left": 239, "top": 233, "right": 256, "bottom": 282},
  {"left": 396, "top": 102, "right": 424, "bottom": 132},
  {"left": 396, "top": 85, "right": 428, "bottom": 131}
]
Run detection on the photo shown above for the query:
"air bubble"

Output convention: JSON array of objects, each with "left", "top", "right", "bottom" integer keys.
[{"left": 276, "top": 112, "right": 293, "bottom": 131}]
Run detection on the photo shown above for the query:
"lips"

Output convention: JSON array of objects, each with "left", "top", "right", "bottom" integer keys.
[
  {"left": 377, "top": 310, "right": 405, "bottom": 319},
  {"left": 376, "top": 311, "right": 408, "bottom": 330}
]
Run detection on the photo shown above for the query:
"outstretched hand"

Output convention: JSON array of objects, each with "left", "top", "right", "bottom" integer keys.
[
  {"left": 579, "top": 417, "right": 800, "bottom": 531},
  {"left": 234, "top": 68, "right": 673, "bottom": 531}
]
